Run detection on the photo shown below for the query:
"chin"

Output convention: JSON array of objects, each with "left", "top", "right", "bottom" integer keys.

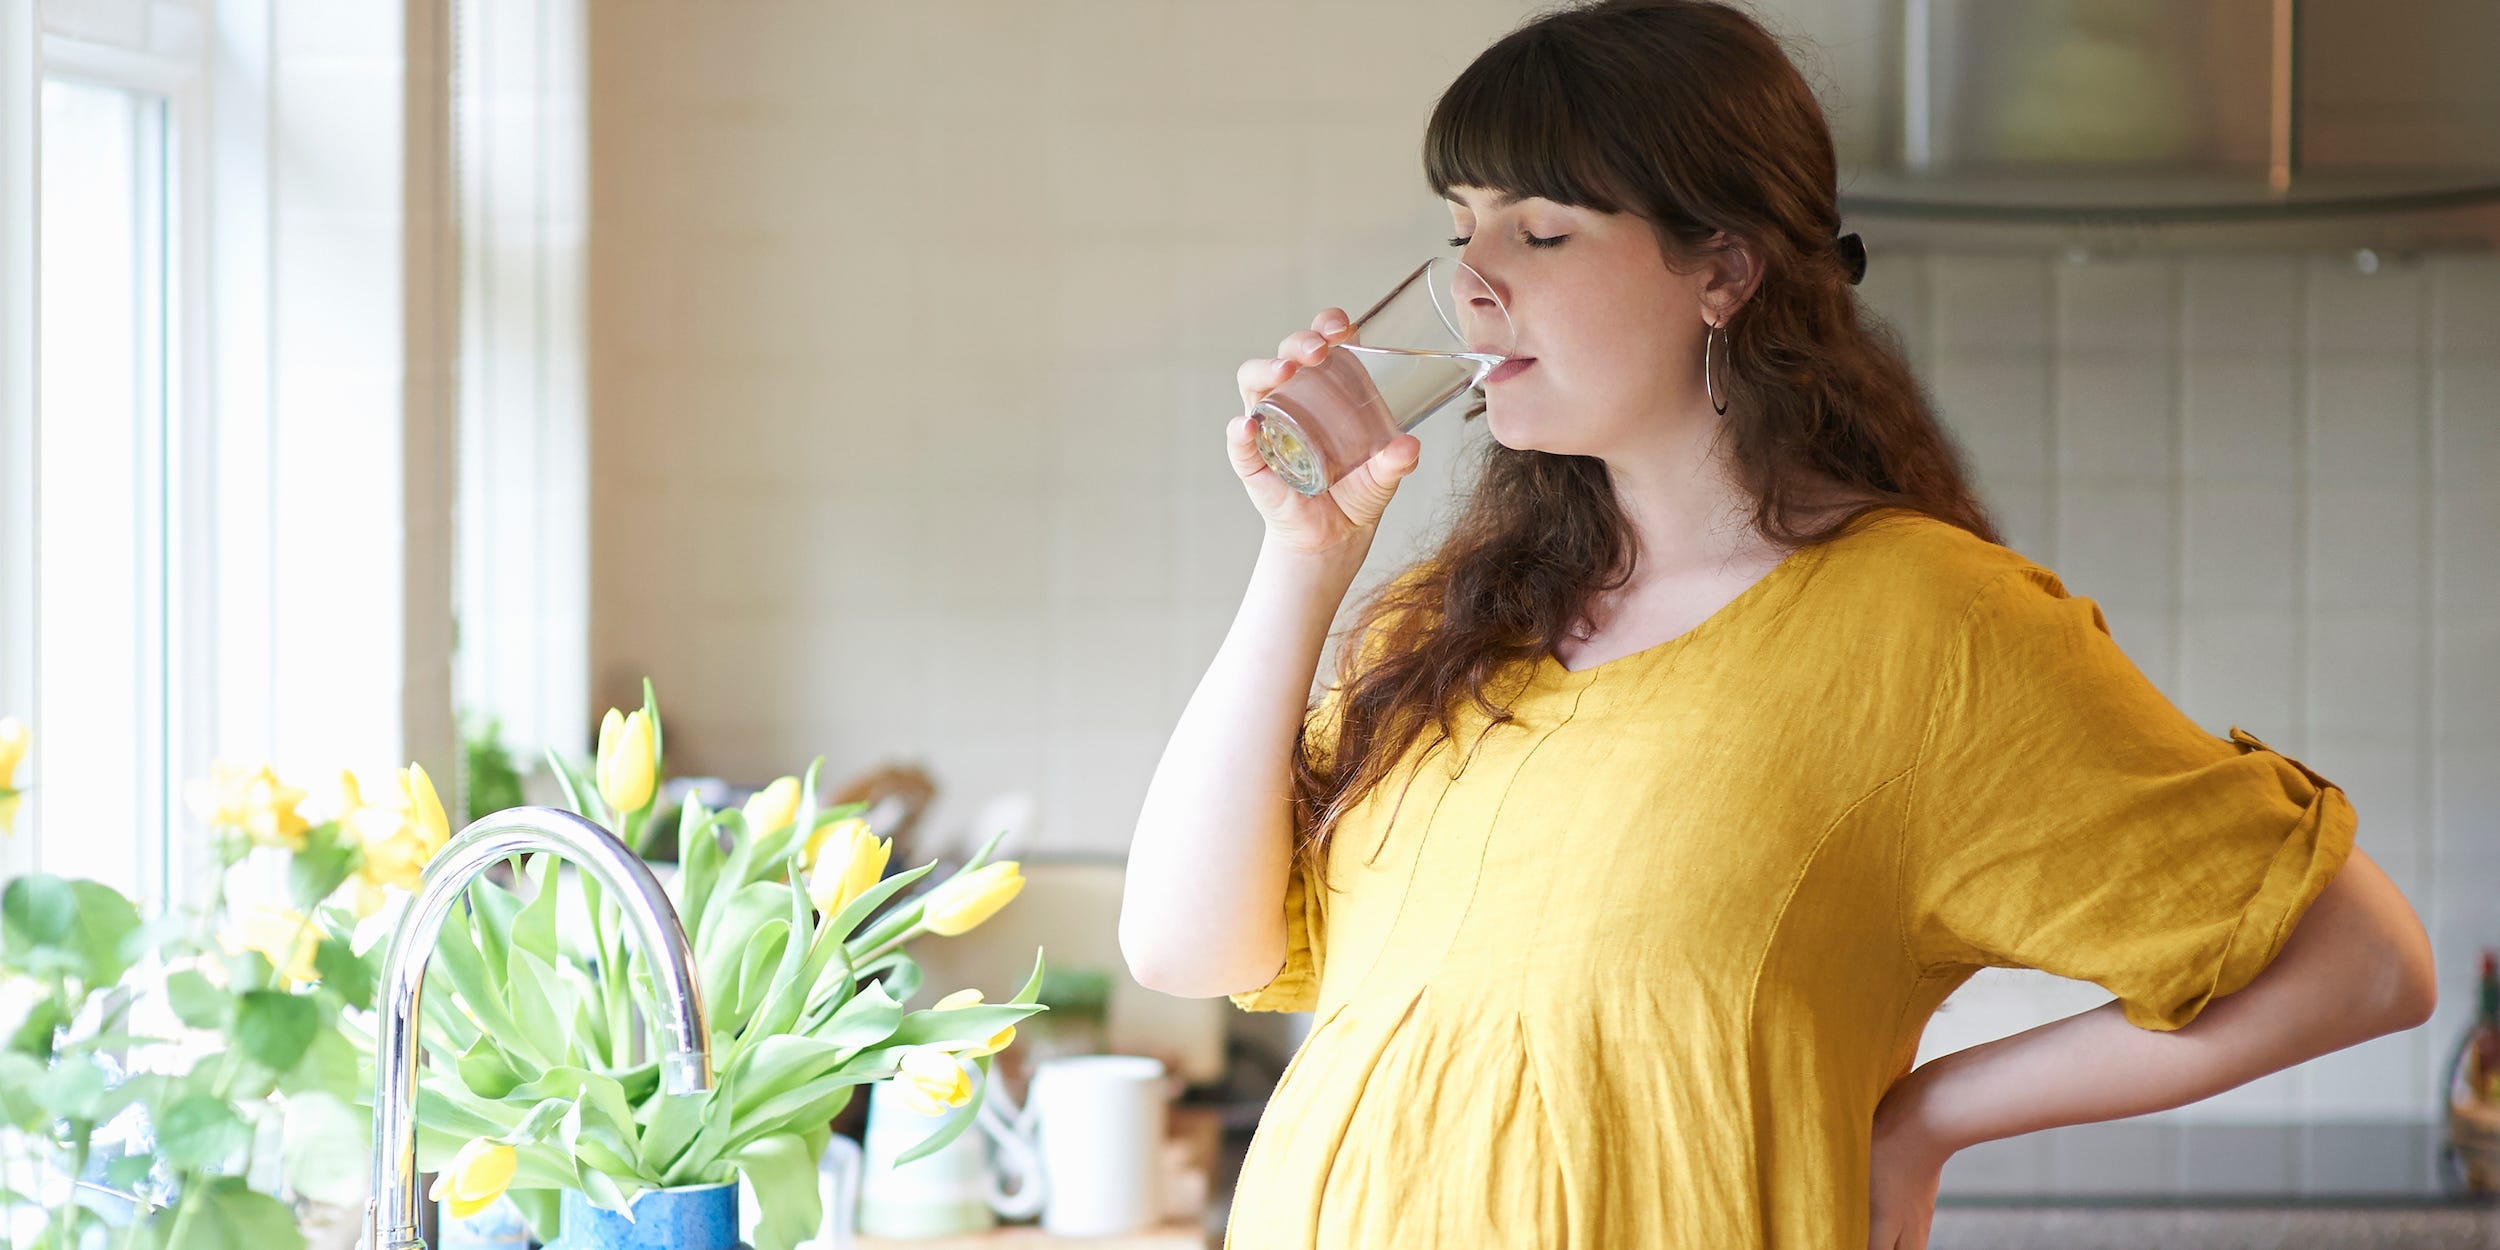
[{"left": 1484, "top": 400, "right": 1581, "bottom": 458}]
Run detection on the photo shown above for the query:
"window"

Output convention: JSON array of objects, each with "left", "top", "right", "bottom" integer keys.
[
  {"left": 33, "top": 76, "right": 172, "bottom": 903},
  {"left": 1, "top": 3, "right": 210, "bottom": 908}
]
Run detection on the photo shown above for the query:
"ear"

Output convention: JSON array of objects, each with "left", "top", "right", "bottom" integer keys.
[{"left": 1696, "top": 232, "right": 1763, "bottom": 325}]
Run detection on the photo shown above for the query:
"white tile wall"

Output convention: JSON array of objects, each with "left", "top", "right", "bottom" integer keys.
[
  {"left": 1905, "top": 250, "right": 2500, "bottom": 1196},
  {"left": 585, "top": 0, "right": 2500, "bottom": 1197}
]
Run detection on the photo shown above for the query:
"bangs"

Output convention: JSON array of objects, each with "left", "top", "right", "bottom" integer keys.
[{"left": 1423, "top": 27, "right": 1634, "bottom": 215}]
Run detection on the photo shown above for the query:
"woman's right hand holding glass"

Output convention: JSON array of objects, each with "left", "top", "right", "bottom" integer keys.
[{"left": 1226, "top": 307, "right": 1421, "bottom": 557}]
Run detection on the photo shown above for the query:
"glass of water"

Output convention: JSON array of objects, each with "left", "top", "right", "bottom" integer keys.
[{"left": 1250, "top": 256, "right": 1513, "bottom": 496}]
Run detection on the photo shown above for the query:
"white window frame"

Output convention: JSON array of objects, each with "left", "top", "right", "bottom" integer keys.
[{"left": 0, "top": 0, "right": 214, "bottom": 905}]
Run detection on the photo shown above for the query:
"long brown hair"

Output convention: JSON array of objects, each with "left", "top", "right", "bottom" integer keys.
[{"left": 1288, "top": 0, "right": 2001, "bottom": 870}]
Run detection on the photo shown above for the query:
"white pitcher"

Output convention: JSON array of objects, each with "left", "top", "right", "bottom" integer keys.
[
  {"left": 975, "top": 1055, "right": 1168, "bottom": 1238},
  {"left": 857, "top": 1079, "right": 1041, "bottom": 1237}
]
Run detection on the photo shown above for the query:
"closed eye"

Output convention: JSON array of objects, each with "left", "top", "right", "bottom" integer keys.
[{"left": 1446, "top": 230, "right": 1567, "bottom": 249}]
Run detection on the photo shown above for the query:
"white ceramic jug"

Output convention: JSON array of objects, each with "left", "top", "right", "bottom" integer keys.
[
  {"left": 974, "top": 1055, "right": 1168, "bottom": 1238},
  {"left": 856, "top": 1078, "right": 1043, "bottom": 1238}
]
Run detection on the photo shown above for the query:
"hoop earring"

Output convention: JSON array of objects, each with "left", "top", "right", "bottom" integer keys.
[{"left": 1704, "top": 320, "right": 1730, "bottom": 416}]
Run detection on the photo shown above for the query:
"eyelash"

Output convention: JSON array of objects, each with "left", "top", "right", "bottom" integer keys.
[{"left": 1446, "top": 230, "right": 1567, "bottom": 249}]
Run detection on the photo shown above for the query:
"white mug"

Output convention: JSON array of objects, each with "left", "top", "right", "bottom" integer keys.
[{"left": 977, "top": 1055, "right": 1169, "bottom": 1238}]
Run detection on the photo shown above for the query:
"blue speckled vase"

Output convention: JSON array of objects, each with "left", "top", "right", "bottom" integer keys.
[{"left": 544, "top": 1181, "right": 747, "bottom": 1250}]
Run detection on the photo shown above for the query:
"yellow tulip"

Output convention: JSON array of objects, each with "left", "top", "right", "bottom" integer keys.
[
  {"left": 800, "top": 814, "right": 870, "bottom": 872},
  {"left": 595, "top": 708, "right": 655, "bottom": 815},
  {"left": 742, "top": 776, "right": 801, "bottom": 839},
  {"left": 931, "top": 988, "right": 1016, "bottom": 1056},
  {"left": 223, "top": 903, "right": 321, "bottom": 986},
  {"left": 893, "top": 1046, "right": 975, "bottom": 1117},
  {"left": 428, "top": 1137, "right": 519, "bottom": 1221},
  {"left": 0, "top": 717, "right": 26, "bottom": 786},
  {"left": 805, "top": 822, "right": 890, "bottom": 917},
  {"left": 920, "top": 861, "right": 1024, "bottom": 937},
  {"left": 402, "top": 762, "right": 451, "bottom": 855}
]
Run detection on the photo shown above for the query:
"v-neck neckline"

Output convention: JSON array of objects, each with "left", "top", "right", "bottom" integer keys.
[{"left": 1536, "top": 506, "right": 1899, "bottom": 686}]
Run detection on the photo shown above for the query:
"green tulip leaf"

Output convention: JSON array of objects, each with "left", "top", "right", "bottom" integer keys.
[
  {"left": 1010, "top": 948, "right": 1047, "bottom": 1005},
  {"left": 727, "top": 918, "right": 792, "bottom": 1029},
  {"left": 458, "top": 1034, "right": 524, "bottom": 1099},
  {"left": 733, "top": 1131, "right": 822, "bottom": 1250},
  {"left": 821, "top": 861, "right": 934, "bottom": 947},
  {"left": 884, "top": 1003, "right": 1039, "bottom": 1050},
  {"left": 508, "top": 1188, "right": 562, "bottom": 1244},
  {"left": 497, "top": 1095, "right": 576, "bottom": 1146},
  {"left": 470, "top": 873, "right": 526, "bottom": 990},
  {"left": 430, "top": 904, "right": 538, "bottom": 1065},
  {"left": 728, "top": 1078, "right": 862, "bottom": 1156},
  {"left": 813, "top": 979, "right": 906, "bottom": 1053},
  {"left": 504, "top": 947, "right": 575, "bottom": 1071}
]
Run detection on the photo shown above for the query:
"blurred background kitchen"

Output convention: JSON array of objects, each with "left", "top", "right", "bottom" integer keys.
[{"left": 4, "top": 0, "right": 2496, "bottom": 1245}]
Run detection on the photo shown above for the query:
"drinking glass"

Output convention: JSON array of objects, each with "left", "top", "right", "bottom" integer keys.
[{"left": 1249, "top": 256, "right": 1513, "bottom": 496}]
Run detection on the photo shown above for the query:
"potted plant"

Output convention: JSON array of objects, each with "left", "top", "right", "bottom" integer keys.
[
  {"left": 0, "top": 719, "right": 430, "bottom": 1250},
  {"left": 384, "top": 682, "right": 1044, "bottom": 1250}
]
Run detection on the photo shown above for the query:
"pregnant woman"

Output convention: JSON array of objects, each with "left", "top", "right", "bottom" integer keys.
[{"left": 1120, "top": 2, "right": 2436, "bottom": 1247}]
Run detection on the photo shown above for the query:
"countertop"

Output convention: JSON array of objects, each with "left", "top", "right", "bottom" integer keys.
[
  {"left": 857, "top": 1222, "right": 1206, "bottom": 1249},
  {"left": 1929, "top": 1199, "right": 2500, "bottom": 1249}
]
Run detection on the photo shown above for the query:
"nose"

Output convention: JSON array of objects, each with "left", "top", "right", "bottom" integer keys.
[{"left": 1450, "top": 259, "right": 1514, "bottom": 355}]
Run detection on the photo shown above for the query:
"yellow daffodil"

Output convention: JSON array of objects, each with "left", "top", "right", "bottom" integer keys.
[
  {"left": 0, "top": 716, "right": 23, "bottom": 835},
  {"left": 920, "top": 861, "right": 1024, "bottom": 936},
  {"left": 595, "top": 708, "right": 655, "bottom": 815},
  {"left": 334, "top": 766, "right": 454, "bottom": 917},
  {"left": 742, "top": 775, "right": 801, "bottom": 839},
  {"left": 188, "top": 762, "right": 310, "bottom": 851},
  {"left": 402, "top": 762, "right": 450, "bottom": 855},
  {"left": 428, "top": 1137, "right": 519, "bottom": 1220},
  {"left": 0, "top": 717, "right": 25, "bottom": 785},
  {"left": 805, "top": 821, "right": 891, "bottom": 917},
  {"left": 893, "top": 1046, "right": 975, "bottom": 1117},
  {"left": 931, "top": 988, "right": 1016, "bottom": 1057},
  {"left": 223, "top": 903, "right": 321, "bottom": 986}
]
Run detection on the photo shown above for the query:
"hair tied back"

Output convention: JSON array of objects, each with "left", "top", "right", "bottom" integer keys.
[{"left": 1837, "top": 231, "right": 1867, "bottom": 286}]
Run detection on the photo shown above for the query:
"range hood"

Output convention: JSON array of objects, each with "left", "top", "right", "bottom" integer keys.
[{"left": 1838, "top": 0, "right": 2500, "bottom": 254}]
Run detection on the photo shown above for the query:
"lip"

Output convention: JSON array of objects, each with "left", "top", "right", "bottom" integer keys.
[{"left": 1485, "top": 356, "right": 1537, "bottom": 385}]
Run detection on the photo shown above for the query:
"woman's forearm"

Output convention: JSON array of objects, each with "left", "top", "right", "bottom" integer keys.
[
  {"left": 1118, "top": 532, "right": 1370, "bottom": 998},
  {"left": 1886, "top": 846, "right": 2438, "bottom": 1154}
]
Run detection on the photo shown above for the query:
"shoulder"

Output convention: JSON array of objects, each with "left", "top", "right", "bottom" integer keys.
[{"left": 1814, "top": 506, "right": 2085, "bottom": 640}]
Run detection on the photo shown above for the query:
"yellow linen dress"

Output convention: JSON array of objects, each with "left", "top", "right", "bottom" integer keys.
[{"left": 1224, "top": 505, "right": 2358, "bottom": 1249}]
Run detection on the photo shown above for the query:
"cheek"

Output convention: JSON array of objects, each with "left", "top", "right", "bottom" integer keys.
[{"left": 1544, "top": 299, "right": 1677, "bottom": 397}]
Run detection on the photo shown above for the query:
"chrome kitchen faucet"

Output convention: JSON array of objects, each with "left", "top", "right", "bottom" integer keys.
[{"left": 365, "top": 807, "right": 713, "bottom": 1250}]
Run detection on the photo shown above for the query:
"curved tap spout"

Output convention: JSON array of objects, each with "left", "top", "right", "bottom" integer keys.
[{"left": 366, "top": 807, "right": 712, "bottom": 1250}]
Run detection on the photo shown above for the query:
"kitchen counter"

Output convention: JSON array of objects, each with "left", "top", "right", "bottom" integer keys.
[
  {"left": 857, "top": 1222, "right": 1206, "bottom": 1249},
  {"left": 1930, "top": 1199, "right": 2500, "bottom": 1248}
]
